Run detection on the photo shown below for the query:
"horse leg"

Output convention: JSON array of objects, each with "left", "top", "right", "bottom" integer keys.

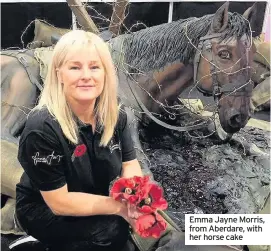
[{"left": 124, "top": 106, "right": 153, "bottom": 178}]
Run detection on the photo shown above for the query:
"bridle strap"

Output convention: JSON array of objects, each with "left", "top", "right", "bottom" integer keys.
[
  {"left": 127, "top": 80, "right": 210, "bottom": 132},
  {"left": 193, "top": 33, "right": 253, "bottom": 100},
  {"left": 193, "top": 33, "right": 222, "bottom": 98}
]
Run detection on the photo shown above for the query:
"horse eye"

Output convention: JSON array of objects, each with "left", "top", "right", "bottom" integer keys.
[{"left": 218, "top": 50, "right": 231, "bottom": 60}]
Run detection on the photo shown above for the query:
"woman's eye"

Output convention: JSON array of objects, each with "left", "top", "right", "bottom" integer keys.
[
  {"left": 218, "top": 50, "right": 231, "bottom": 60},
  {"left": 70, "top": 66, "right": 79, "bottom": 70},
  {"left": 90, "top": 65, "right": 99, "bottom": 70}
]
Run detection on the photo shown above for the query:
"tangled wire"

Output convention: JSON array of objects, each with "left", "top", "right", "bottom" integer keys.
[{"left": 3, "top": 1, "right": 258, "bottom": 140}]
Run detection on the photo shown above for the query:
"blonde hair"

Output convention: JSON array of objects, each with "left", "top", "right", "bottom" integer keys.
[{"left": 35, "top": 30, "right": 119, "bottom": 146}]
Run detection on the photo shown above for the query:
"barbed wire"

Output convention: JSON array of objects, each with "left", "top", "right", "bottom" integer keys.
[
  {"left": 2, "top": 1, "right": 264, "bottom": 141},
  {"left": 112, "top": 13, "right": 255, "bottom": 139},
  {"left": 1, "top": 101, "right": 32, "bottom": 116}
]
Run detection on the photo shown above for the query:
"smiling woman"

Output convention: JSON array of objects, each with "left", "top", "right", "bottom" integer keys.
[
  {"left": 12, "top": 30, "right": 184, "bottom": 251},
  {"left": 13, "top": 30, "right": 145, "bottom": 251},
  {"left": 37, "top": 30, "right": 119, "bottom": 146}
]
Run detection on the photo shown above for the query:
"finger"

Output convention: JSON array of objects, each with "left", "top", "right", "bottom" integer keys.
[
  {"left": 127, "top": 204, "right": 136, "bottom": 218},
  {"left": 128, "top": 204, "right": 144, "bottom": 219},
  {"left": 121, "top": 199, "right": 128, "bottom": 205},
  {"left": 131, "top": 206, "right": 143, "bottom": 219},
  {"left": 127, "top": 204, "right": 132, "bottom": 218}
]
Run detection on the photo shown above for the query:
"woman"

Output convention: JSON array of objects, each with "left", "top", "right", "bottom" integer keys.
[{"left": 15, "top": 30, "right": 143, "bottom": 251}]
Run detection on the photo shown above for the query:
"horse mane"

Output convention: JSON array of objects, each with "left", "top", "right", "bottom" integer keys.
[{"left": 121, "top": 12, "right": 251, "bottom": 72}]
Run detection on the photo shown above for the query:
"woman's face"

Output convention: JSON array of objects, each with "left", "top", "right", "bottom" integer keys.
[{"left": 58, "top": 45, "right": 105, "bottom": 105}]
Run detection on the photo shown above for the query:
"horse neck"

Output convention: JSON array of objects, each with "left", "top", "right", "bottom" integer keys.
[
  {"left": 114, "top": 15, "right": 212, "bottom": 73},
  {"left": 109, "top": 16, "right": 213, "bottom": 115},
  {"left": 161, "top": 63, "right": 194, "bottom": 96}
]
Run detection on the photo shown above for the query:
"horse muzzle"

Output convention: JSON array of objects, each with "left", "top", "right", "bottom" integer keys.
[{"left": 219, "top": 108, "right": 249, "bottom": 134}]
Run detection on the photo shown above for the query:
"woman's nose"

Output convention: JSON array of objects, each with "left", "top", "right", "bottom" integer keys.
[{"left": 81, "top": 68, "right": 91, "bottom": 80}]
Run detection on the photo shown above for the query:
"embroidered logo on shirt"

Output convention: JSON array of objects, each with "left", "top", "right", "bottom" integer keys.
[
  {"left": 32, "top": 151, "right": 63, "bottom": 166},
  {"left": 72, "top": 144, "right": 87, "bottom": 161},
  {"left": 108, "top": 139, "right": 121, "bottom": 153}
]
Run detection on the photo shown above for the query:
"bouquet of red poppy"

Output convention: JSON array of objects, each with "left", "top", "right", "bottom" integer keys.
[{"left": 110, "top": 176, "right": 168, "bottom": 239}]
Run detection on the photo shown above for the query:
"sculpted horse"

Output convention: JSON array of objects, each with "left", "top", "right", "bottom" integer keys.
[
  {"left": 1, "top": 2, "right": 259, "bottom": 196},
  {"left": 3, "top": 4, "right": 270, "bottom": 251}
]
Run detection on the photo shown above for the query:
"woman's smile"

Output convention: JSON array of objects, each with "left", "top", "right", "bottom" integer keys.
[{"left": 77, "top": 85, "right": 95, "bottom": 90}]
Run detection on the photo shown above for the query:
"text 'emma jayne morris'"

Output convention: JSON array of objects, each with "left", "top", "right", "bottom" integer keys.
[{"left": 189, "top": 215, "right": 264, "bottom": 224}]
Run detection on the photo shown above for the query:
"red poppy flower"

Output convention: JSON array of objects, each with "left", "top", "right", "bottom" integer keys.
[
  {"left": 135, "top": 212, "right": 167, "bottom": 238},
  {"left": 110, "top": 177, "right": 139, "bottom": 204},
  {"left": 137, "top": 183, "right": 168, "bottom": 213},
  {"left": 74, "top": 144, "right": 87, "bottom": 157},
  {"left": 110, "top": 176, "right": 168, "bottom": 212},
  {"left": 134, "top": 176, "right": 151, "bottom": 187},
  {"left": 110, "top": 176, "right": 153, "bottom": 204}
]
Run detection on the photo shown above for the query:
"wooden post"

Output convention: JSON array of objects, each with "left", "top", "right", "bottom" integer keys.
[
  {"left": 66, "top": 0, "right": 99, "bottom": 34},
  {"left": 72, "top": 12, "right": 77, "bottom": 30},
  {"left": 109, "top": 0, "right": 129, "bottom": 37},
  {"left": 168, "top": 1, "right": 174, "bottom": 23}
]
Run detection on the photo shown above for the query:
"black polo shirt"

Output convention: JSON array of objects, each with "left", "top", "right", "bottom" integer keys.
[{"left": 16, "top": 107, "right": 136, "bottom": 203}]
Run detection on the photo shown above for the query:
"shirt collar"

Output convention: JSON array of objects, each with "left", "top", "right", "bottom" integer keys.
[{"left": 75, "top": 116, "right": 103, "bottom": 135}]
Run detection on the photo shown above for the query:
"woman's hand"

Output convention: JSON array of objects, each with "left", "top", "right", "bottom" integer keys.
[
  {"left": 117, "top": 202, "right": 143, "bottom": 230},
  {"left": 127, "top": 203, "right": 142, "bottom": 220}
]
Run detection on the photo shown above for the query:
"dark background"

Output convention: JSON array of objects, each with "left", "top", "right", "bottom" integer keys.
[{"left": 1, "top": 1, "right": 267, "bottom": 49}]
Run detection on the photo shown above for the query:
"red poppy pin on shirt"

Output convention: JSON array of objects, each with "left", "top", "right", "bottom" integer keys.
[{"left": 72, "top": 144, "right": 87, "bottom": 161}]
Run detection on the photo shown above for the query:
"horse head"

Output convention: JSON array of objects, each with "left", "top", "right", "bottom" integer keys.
[{"left": 195, "top": 2, "right": 258, "bottom": 134}]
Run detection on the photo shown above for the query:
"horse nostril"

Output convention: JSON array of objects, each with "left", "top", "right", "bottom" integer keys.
[{"left": 229, "top": 114, "right": 242, "bottom": 128}]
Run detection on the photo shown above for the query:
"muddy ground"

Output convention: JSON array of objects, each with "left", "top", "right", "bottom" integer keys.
[{"left": 139, "top": 124, "right": 270, "bottom": 230}]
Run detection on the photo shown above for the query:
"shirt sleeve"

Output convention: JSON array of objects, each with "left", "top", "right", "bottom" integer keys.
[
  {"left": 18, "top": 130, "right": 66, "bottom": 191},
  {"left": 119, "top": 109, "right": 137, "bottom": 162}
]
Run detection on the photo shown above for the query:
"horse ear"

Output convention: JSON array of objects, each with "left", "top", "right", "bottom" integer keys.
[
  {"left": 243, "top": 3, "right": 259, "bottom": 37},
  {"left": 211, "top": 2, "right": 229, "bottom": 33},
  {"left": 243, "top": 3, "right": 257, "bottom": 19}
]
